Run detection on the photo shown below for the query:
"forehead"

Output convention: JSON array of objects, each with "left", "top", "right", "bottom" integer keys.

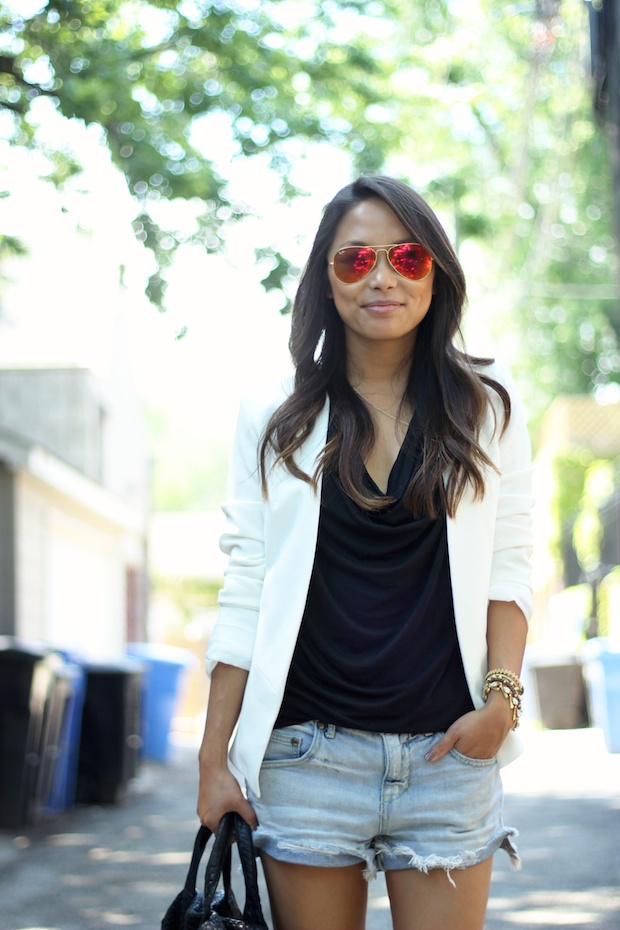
[{"left": 330, "top": 198, "right": 411, "bottom": 248}]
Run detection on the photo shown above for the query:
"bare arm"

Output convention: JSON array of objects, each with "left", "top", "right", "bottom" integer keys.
[
  {"left": 426, "top": 599, "right": 528, "bottom": 762},
  {"left": 197, "top": 662, "right": 257, "bottom": 830},
  {"left": 480, "top": 598, "right": 528, "bottom": 740}
]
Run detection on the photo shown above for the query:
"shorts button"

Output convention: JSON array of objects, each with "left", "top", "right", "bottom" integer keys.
[{"left": 291, "top": 737, "right": 300, "bottom": 747}]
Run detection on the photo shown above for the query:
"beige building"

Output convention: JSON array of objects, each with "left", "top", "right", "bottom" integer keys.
[{"left": 0, "top": 365, "right": 149, "bottom": 660}]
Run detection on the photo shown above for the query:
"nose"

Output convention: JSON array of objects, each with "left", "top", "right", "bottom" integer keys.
[{"left": 368, "top": 248, "right": 397, "bottom": 287}]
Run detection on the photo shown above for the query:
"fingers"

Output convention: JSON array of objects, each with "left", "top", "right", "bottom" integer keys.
[
  {"left": 424, "top": 732, "right": 455, "bottom": 763},
  {"left": 236, "top": 796, "right": 258, "bottom": 829},
  {"left": 424, "top": 709, "right": 504, "bottom": 763},
  {"left": 197, "top": 782, "right": 257, "bottom": 832}
]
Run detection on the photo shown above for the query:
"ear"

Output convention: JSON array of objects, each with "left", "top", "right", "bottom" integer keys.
[{"left": 325, "top": 262, "right": 334, "bottom": 299}]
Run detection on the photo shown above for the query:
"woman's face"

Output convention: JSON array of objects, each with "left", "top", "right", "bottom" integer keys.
[{"left": 326, "top": 197, "right": 435, "bottom": 358}]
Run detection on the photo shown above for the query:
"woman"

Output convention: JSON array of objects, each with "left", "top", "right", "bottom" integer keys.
[{"left": 197, "top": 175, "right": 533, "bottom": 930}]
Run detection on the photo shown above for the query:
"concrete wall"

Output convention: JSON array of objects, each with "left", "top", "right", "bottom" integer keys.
[
  {"left": 15, "top": 469, "right": 145, "bottom": 660},
  {"left": 0, "top": 369, "right": 102, "bottom": 482},
  {"left": 0, "top": 461, "right": 15, "bottom": 635},
  {"left": 0, "top": 361, "right": 150, "bottom": 652}
]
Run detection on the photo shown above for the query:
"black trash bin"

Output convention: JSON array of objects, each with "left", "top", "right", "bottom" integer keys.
[
  {"left": 75, "top": 659, "right": 143, "bottom": 804},
  {"left": 0, "top": 638, "right": 63, "bottom": 829}
]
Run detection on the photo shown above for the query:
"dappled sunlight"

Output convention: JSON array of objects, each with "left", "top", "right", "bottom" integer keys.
[
  {"left": 129, "top": 881, "right": 181, "bottom": 896},
  {"left": 88, "top": 846, "right": 189, "bottom": 865},
  {"left": 48, "top": 832, "right": 98, "bottom": 847},
  {"left": 62, "top": 873, "right": 98, "bottom": 888},
  {"left": 487, "top": 888, "right": 619, "bottom": 926},
  {"left": 81, "top": 912, "right": 140, "bottom": 926}
]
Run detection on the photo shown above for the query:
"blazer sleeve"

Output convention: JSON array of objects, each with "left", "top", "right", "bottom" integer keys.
[
  {"left": 486, "top": 363, "right": 534, "bottom": 621},
  {"left": 205, "top": 395, "right": 266, "bottom": 676}
]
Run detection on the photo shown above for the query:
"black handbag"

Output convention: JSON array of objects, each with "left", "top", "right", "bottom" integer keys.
[{"left": 161, "top": 811, "right": 270, "bottom": 930}]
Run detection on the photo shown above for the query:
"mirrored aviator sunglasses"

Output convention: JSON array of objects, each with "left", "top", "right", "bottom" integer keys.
[{"left": 329, "top": 243, "right": 433, "bottom": 284}]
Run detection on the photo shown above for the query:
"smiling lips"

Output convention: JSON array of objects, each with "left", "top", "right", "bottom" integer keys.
[{"left": 363, "top": 300, "right": 403, "bottom": 312}]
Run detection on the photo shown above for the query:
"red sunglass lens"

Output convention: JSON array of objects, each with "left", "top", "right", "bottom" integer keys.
[
  {"left": 333, "top": 247, "right": 376, "bottom": 283},
  {"left": 390, "top": 244, "right": 432, "bottom": 279}
]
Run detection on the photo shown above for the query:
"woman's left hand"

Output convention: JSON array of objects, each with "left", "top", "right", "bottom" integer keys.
[{"left": 424, "top": 695, "right": 513, "bottom": 763}]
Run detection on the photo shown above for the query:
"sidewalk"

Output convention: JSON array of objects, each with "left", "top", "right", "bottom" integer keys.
[{"left": 0, "top": 726, "right": 618, "bottom": 930}]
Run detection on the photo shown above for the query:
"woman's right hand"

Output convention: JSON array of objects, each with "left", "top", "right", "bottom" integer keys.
[
  {"left": 196, "top": 663, "right": 255, "bottom": 831},
  {"left": 197, "top": 760, "right": 258, "bottom": 832}
]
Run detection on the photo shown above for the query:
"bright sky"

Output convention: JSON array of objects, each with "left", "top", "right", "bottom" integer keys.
[
  {"left": 0, "top": 63, "right": 505, "bottom": 463},
  {"left": 0, "top": 102, "right": 355, "bottom": 447}
]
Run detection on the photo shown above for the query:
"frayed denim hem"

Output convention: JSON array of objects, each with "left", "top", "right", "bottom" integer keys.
[
  {"left": 376, "top": 828, "right": 521, "bottom": 887},
  {"left": 252, "top": 827, "right": 520, "bottom": 887},
  {"left": 253, "top": 832, "right": 377, "bottom": 877}
]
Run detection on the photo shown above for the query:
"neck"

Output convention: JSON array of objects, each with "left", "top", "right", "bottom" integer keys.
[{"left": 345, "top": 338, "right": 414, "bottom": 397}]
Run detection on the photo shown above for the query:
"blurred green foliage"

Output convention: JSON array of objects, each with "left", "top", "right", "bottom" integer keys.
[
  {"left": 153, "top": 574, "right": 221, "bottom": 620},
  {"left": 0, "top": 0, "right": 618, "bottom": 422},
  {"left": 0, "top": 0, "right": 399, "bottom": 301}
]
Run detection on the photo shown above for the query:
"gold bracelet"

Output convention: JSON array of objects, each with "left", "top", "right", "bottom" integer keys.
[
  {"left": 482, "top": 673, "right": 523, "bottom": 730},
  {"left": 485, "top": 668, "right": 524, "bottom": 694},
  {"left": 482, "top": 681, "right": 522, "bottom": 729}
]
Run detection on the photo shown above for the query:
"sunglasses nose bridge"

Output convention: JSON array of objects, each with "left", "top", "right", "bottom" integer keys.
[{"left": 369, "top": 247, "right": 398, "bottom": 280}]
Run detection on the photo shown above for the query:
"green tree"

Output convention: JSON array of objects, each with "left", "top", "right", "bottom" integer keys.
[
  {"left": 2, "top": 0, "right": 616, "bottom": 421},
  {"left": 0, "top": 0, "right": 399, "bottom": 305},
  {"left": 383, "top": 0, "right": 618, "bottom": 421}
]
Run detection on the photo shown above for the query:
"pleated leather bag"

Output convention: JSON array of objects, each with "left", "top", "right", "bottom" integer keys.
[{"left": 161, "top": 812, "right": 269, "bottom": 930}]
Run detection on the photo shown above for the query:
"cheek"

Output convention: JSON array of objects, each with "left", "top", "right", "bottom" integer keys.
[
  {"left": 334, "top": 285, "right": 361, "bottom": 313},
  {"left": 329, "top": 281, "right": 355, "bottom": 313},
  {"left": 418, "top": 278, "right": 435, "bottom": 307}
]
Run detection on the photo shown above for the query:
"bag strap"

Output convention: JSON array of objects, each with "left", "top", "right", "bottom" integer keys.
[
  {"left": 202, "top": 812, "right": 269, "bottom": 929},
  {"left": 201, "top": 813, "right": 235, "bottom": 916},
  {"left": 233, "top": 813, "right": 269, "bottom": 928},
  {"left": 183, "top": 824, "right": 235, "bottom": 906},
  {"left": 184, "top": 826, "right": 212, "bottom": 894}
]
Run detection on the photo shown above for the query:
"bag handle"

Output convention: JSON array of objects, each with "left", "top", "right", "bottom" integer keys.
[
  {"left": 202, "top": 812, "right": 268, "bottom": 928},
  {"left": 233, "top": 813, "right": 268, "bottom": 927},
  {"left": 182, "top": 824, "right": 235, "bottom": 907},
  {"left": 183, "top": 826, "right": 211, "bottom": 895}
]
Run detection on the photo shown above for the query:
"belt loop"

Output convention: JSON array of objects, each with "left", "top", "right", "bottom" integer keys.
[{"left": 325, "top": 723, "right": 336, "bottom": 739}]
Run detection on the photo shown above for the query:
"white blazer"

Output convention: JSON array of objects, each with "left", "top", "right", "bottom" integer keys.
[{"left": 206, "top": 362, "right": 534, "bottom": 796}]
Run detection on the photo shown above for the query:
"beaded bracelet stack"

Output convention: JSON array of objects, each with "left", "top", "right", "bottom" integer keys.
[{"left": 482, "top": 668, "right": 524, "bottom": 730}]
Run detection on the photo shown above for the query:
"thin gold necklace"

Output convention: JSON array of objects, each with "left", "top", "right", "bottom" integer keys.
[{"left": 354, "top": 390, "right": 410, "bottom": 427}]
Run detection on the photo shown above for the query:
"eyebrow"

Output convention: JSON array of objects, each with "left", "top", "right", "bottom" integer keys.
[{"left": 336, "top": 238, "right": 413, "bottom": 248}]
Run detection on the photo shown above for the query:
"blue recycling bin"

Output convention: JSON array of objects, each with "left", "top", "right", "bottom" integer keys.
[
  {"left": 44, "top": 660, "right": 86, "bottom": 813},
  {"left": 581, "top": 639, "right": 620, "bottom": 753},
  {"left": 127, "top": 643, "right": 194, "bottom": 763}
]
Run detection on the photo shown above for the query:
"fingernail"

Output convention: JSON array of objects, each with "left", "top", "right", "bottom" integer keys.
[{"left": 425, "top": 751, "right": 436, "bottom": 762}]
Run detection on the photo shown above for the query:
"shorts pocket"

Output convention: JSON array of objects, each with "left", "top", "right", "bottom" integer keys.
[
  {"left": 448, "top": 747, "right": 497, "bottom": 767},
  {"left": 262, "top": 721, "right": 319, "bottom": 766}
]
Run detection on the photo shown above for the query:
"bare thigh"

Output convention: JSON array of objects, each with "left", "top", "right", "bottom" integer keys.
[
  {"left": 386, "top": 857, "right": 494, "bottom": 930},
  {"left": 260, "top": 852, "right": 368, "bottom": 930}
]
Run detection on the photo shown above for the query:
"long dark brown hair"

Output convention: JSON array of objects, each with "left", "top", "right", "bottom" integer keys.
[{"left": 259, "top": 175, "right": 510, "bottom": 518}]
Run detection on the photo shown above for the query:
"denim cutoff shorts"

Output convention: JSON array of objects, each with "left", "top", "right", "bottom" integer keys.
[{"left": 246, "top": 721, "right": 519, "bottom": 883}]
